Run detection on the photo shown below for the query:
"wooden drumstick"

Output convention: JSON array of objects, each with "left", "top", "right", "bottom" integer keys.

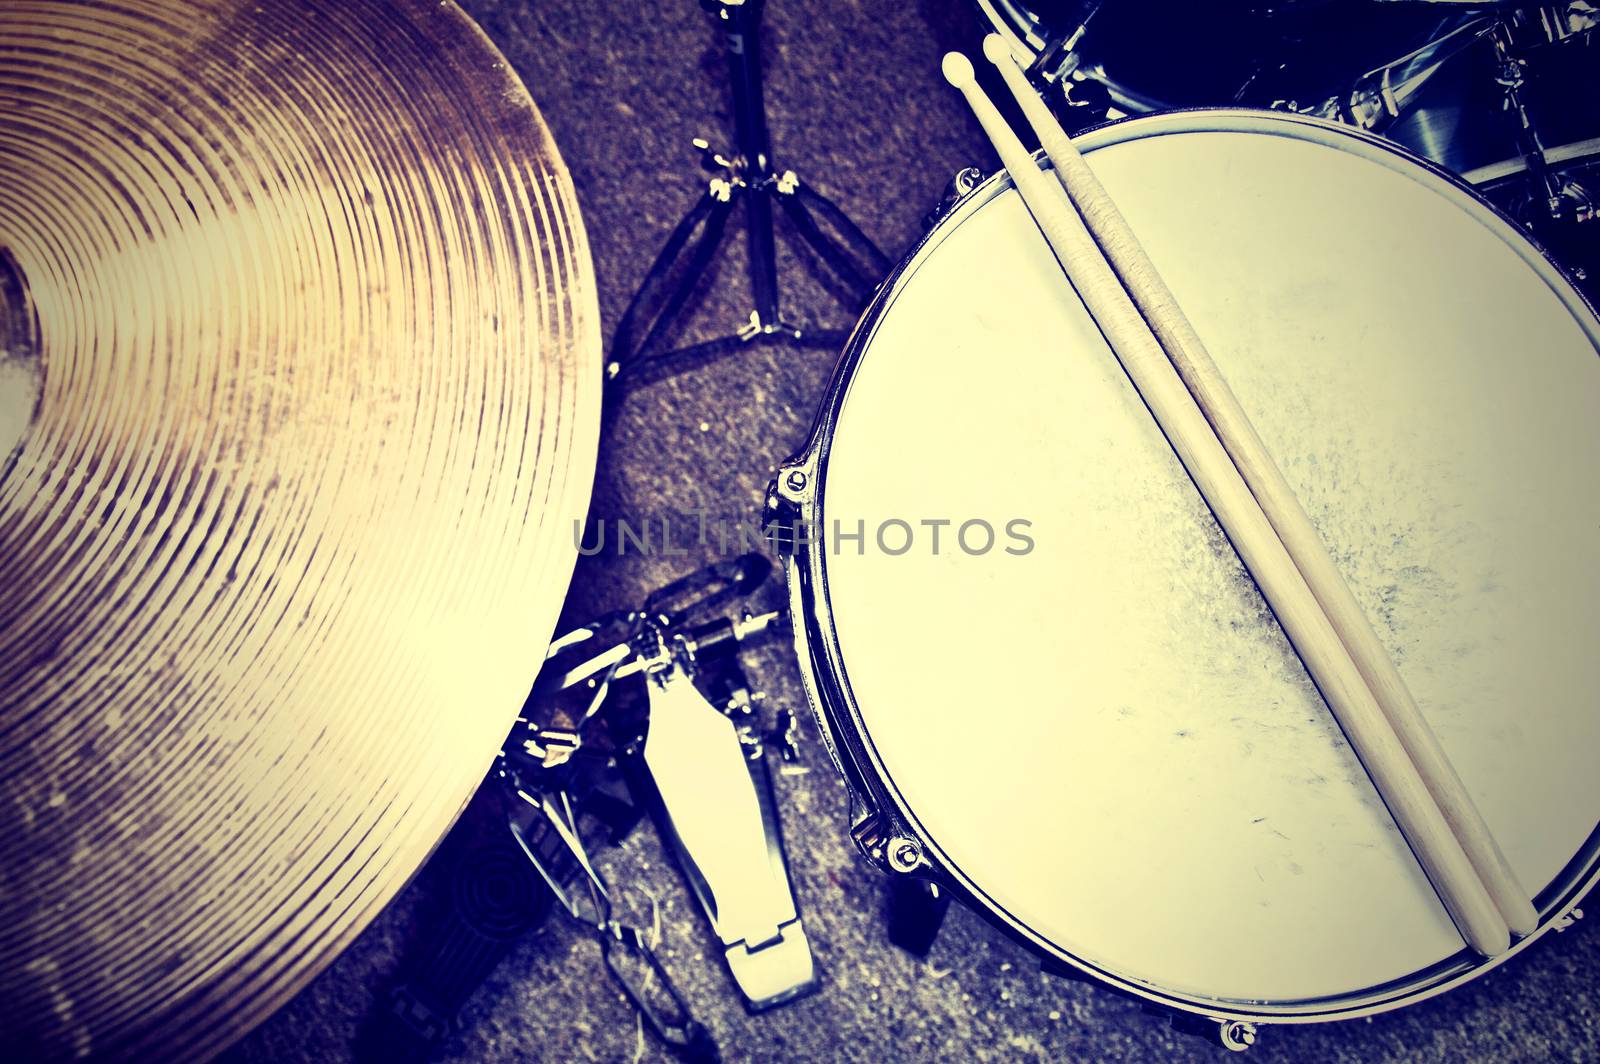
[
  {"left": 941, "top": 51, "right": 1511, "bottom": 958},
  {"left": 980, "top": 34, "right": 1538, "bottom": 938}
]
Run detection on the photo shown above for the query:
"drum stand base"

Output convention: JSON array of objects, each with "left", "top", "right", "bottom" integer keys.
[
  {"left": 886, "top": 877, "right": 952, "bottom": 957},
  {"left": 605, "top": 0, "right": 889, "bottom": 393}
]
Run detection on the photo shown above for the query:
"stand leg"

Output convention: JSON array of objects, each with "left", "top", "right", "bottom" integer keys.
[
  {"left": 775, "top": 191, "right": 871, "bottom": 299},
  {"left": 634, "top": 194, "right": 736, "bottom": 363},
  {"left": 605, "top": 0, "right": 892, "bottom": 398},
  {"left": 790, "top": 181, "right": 891, "bottom": 277},
  {"left": 607, "top": 188, "right": 735, "bottom": 380},
  {"left": 718, "top": 0, "right": 781, "bottom": 327}
]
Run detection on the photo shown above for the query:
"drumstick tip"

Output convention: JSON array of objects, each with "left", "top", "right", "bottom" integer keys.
[
  {"left": 941, "top": 51, "right": 976, "bottom": 89},
  {"left": 981, "top": 33, "right": 1013, "bottom": 66}
]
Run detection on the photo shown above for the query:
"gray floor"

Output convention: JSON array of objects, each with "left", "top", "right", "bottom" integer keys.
[{"left": 227, "top": 1, "right": 1600, "bottom": 1061}]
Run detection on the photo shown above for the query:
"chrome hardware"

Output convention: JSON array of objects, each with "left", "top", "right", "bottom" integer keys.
[
  {"left": 925, "top": 166, "right": 985, "bottom": 229},
  {"left": 774, "top": 457, "right": 816, "bottom": 505},
  {"left": 1220, "top": 1020, "right": 1258, "bottom": 1052},
  {"left": 886, "top": 837, "right": 925, "bottom": 875},
  {"left": 642, "top": 660, "right": 817, "bottom": 1009},
  {"left": 766, "top": 455, "right": 819, "bottom": 556},
  {"left": 850, "top": 809, "right": 928, "bottom": 877}
]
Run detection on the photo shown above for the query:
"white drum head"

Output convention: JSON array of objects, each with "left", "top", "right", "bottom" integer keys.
[{"left": 818, "top": 115, "right": 1600, "bottom": 1009}]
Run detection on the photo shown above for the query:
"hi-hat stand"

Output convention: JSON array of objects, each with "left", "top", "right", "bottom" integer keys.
[{"left": 606, "top": 0, "right": 890, "bottom": 389}]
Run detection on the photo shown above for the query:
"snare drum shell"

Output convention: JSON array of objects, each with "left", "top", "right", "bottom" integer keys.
[{"left": 772, "top": 110, "right": 1600, "bottom": 1026}]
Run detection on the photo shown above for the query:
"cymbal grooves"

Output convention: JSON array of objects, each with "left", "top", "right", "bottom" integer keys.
[{"left": 0, "top": 2, "right": 602, "bottom": 1059}]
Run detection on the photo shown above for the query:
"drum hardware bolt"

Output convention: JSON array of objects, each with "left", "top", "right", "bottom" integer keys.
[
  {"left": 784, "top": 469, "right": 807, "bottom": 493},
  {"left": 887, "top": 837, "right": 922, "bottom": 873},
  {"left": 692, "top": 137, "right": 734, "bottom": 174},
  {"left": 1219, "top": 1020, "right": 1257, "bottom": 1052},
  {"left": 926, "top": 167, "right": 986, "bottom": 229}
]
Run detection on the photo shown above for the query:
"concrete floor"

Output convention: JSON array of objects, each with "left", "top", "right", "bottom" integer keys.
[{"left": 226, "top": 1, "right": 1600, "bottom": 1061}]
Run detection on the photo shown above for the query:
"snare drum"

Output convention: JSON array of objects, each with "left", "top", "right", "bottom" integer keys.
[{"left": 769, "top": 111, "right": 1600, "bottom": 1040}]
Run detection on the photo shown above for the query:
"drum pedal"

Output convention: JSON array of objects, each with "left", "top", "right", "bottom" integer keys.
[
  {"left": 503, "top": 554, "right": 819, "bottom": 1015},
  {"left": 624, "top": 641, "right": 819, "bottom": 1011}
]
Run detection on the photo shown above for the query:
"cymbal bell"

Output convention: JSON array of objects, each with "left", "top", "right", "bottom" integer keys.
[{"left": 0, "top": 1, "right": 601, "bottom": 1059}]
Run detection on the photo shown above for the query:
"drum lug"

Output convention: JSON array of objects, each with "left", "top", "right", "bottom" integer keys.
[
  {"left": 1169, "top": 1012, "right": 1258, "bottom": 1052},
  {"left": 849, "top": 805, "right": 890, "bottom": 868},
  {"left": 773, "top": 458, "right": 815, "bottom": 505},
  {"left": 849, "top": 807, "right": 930, "bottom": 876},
  {"left": 923, "top": 166, "right": 985, "bottom": 230},
  {"left": 765, "top": 455, "right": 817, "bottom": 555},
  {"left": 1218, "top": 1020, "right": 1258, "bottom": 1052},
  {"left": 884, "top": 836, "right": 928, "bottom": 875}
]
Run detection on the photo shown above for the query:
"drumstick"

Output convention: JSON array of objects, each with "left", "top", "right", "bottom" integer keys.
[
  {"left": 980, "top": 34, "right": 1538, "bottom": 938},
  {"left": 941, "top": 51, "right": 1512, "bottom": 958}
]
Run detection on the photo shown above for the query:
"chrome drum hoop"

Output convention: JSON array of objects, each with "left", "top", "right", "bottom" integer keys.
[{"left": 767, "top": 108, "right": 1600, "bottom": 1027}]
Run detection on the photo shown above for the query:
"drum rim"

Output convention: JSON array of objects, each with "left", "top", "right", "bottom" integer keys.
[{"left": 775, "top": 107, "right": 1600, "bottom": 1025}]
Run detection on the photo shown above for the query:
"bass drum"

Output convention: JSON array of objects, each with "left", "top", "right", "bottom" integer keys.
[
  {"left": 979, "top": 0, "right": 1600, "bottom": 303},
  {"left": 771, "top": 111, "right": 1600, "bottom": 1038},
  {"left": 975, "top": 0, "right": 1456, "bottom": 114}
]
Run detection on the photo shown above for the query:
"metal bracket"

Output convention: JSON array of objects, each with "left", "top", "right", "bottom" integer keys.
[
  {"left": 1219, "top": 1020, "right": 1258, "bottom": 1052},
  {"left": 1170, "top": 1012, "right": 1258, "bottom": 1051},
  {"left": 765, "top": 454, "right": 818, "bottom": 555},
  {"left": 1553, "top": 905, "right": 1585, "bottom": 932},
  {"left": 849, "top": 806, "right": 932, "bottom": 877},
  {"left": 924, "top": 166, "right": 984, "bottom": 230}
]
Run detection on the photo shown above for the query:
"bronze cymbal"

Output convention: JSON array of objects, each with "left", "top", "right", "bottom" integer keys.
[{"left": 0, "top": 1, "right": 601, "bottom": 1059}]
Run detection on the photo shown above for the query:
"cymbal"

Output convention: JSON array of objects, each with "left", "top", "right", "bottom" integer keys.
[{"left": 0, "top": 1, "right": 601, "bottom": 1059}]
